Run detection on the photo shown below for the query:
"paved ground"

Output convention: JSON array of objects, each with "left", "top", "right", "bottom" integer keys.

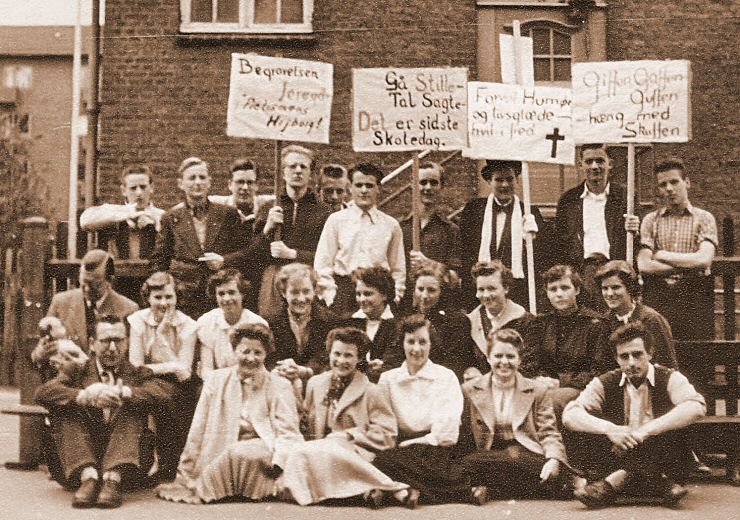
[{"left": 1, "top": 386, "right": 738, "bottom": 520}]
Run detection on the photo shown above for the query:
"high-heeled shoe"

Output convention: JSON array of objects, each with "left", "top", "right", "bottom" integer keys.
[{"left": 402, "top": 488, "right": 420, "bottom": 509}]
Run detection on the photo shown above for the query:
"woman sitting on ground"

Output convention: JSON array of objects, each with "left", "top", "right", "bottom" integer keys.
[
  {"left": 127, "top": 271, "right": 198, "bottom": 482},
  {"left": 156, "top": 323, "right": 301, "bottom": 504},
  {"left": 278, "top": 326, "right": 406, "bottom": 506},
  {"left": 346, "top": 266, "right": 400, "bottom": 381},
  {"left": 196, "top": 269, "right": 267, "bottom": 380},
  {"left": 371, "top": 315, "right": 468, "bottom": 508},
  {"left": 459, "top": 328, "right": 570, "bottom": 502}
]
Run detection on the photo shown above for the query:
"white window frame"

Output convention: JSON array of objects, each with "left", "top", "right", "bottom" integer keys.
[{"left": 180, "top": 0, "right": 314, "bottom": 34}]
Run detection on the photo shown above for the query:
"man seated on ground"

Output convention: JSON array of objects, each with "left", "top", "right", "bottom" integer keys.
[
  {"left": 31, "top": 249, "right": 139, "bottom": 379},
  {"left": 562, "top": 322, "right": 705, "bottom": 509},
  {"left": 35, "top": 315, "right": 172, "bottom": 509},
  {"left": 80, "top": 165, "right": 164, "bottom": 260}
]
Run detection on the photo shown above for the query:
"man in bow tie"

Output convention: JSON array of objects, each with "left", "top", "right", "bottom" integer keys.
[
  {"left": 35, "top": 315, "right": 171, "bottom": 509},
  {"left": 459, "top": 160, "right": 544, "bottom": 310}
]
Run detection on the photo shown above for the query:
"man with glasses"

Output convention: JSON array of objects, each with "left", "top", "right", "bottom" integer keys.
[
  {"left": 318, "top": 163, "right": 350, "bottom": 212},
  {"left": 35, "top": 315, "right": 171, "bottom": 509},
  {"left": 400, "top": 161, "right": 461, "bottom": 277}
]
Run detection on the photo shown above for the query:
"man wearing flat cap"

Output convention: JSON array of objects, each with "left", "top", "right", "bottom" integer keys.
[{"left": 31, "top": 249, "right": 139, "bottom": 375}]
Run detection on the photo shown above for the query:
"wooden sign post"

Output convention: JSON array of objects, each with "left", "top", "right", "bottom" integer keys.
[{"left": 572, "top": 59, "right": 692, "bottom": 264}]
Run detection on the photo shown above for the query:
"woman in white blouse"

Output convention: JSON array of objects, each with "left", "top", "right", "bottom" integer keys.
[
  {"left": 127, "top": 271, "right": 197, "bottom": 481},
  {"left": 371, "top": 314, "right": 468, "bottom": 508},
  {"left": 196, "top": 269, "right": 267, "bottom": 379}
]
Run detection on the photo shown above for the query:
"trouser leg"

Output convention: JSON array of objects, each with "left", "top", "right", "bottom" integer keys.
[
  {"left": 49, "top": 410, "right": 99, "bottom": 485},
  {"left": 100, "top": 407, "right": 149, "bottom": 483}
]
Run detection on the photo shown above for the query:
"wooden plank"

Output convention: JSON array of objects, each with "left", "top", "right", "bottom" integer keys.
[
  {"left": 1, "top": 404, "right": 48, "bottom": 416},
  {"left": 1, "top": 248, "right": 17, "bottom": 385}
]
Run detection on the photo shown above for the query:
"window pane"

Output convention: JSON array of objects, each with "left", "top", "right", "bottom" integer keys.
[
  {"left": 554, "top": 58, "right": 571, "bottom": 81},
  {"left": 531, "top": 28, "right": 550, "bottom": 55},
  {"left": 191, "top": 0, "right": 213, "bottom": 22},
  {"left": 254, "top": 0, "right": 277, "bottom": 23},
  {"left": 281, "top": 0, "right": 303, "bottom": 23},
  {"left": 216, "top": 0, "right": 239, "bottom": 22},
  {"left": 534, "top": 58, "right": 551, "bottom": 81},
  {"left": 553, "top": 31, "right": 571, "bottom": 56}
]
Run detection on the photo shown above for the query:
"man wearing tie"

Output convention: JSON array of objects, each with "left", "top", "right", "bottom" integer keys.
[
  {"left": 458, "top": 160, "right": 543, "bottom": 310},
  {"left": 35, "top": 315, "right": 172, "bottom": 509}
]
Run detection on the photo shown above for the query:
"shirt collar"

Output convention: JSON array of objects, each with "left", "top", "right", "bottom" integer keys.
[
  {"left": 398, "top": 359, "right": 437, "bottom": 381},
  {"left": 659, "top": 202, "right": 695, "bottom": 217},
  {"left": 352, "top": 305, "right": 394, "bottom": 320},
  {"left": 348, "top": 203, "right": 380, "bottom": 224},
  {"left": 619, "top": 363, "right": 655, "bottom": 388},
  {"left": 215, "top": 309, "right": 245, "bottom": 330},
  {"left": 581, "top": 182, "right": 610, "bottom": 200},
  {"left": 142, "top": 309, "right": 186, "bottom": 328},
  {"left": 95, "top": 359, "right": 117, "bottom": 380},
  {"left": 614, "top": 303, "right": 636, "bottom": 324}
]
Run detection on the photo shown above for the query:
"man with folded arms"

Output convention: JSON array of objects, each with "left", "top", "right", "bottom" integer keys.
[{"left": 563, "top": 322, "right": 705, "bottom": 509}]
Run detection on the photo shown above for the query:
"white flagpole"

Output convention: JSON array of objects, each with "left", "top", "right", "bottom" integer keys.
[{"left": 67, "top": 0, "right": 83, "bottom": 259}]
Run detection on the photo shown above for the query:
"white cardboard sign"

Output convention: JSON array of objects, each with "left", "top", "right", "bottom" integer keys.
[
  {"left": 572, "top": 60, "right": 691, "bottom": 143},
  {"left": 466, "top": 82, "right": 575, "bottom": 165},
  {"left": 352, "top": 67, "right": 468, "bottom": 152},
  {"left": 226, "top": 53, "right": 333, "bottom": 144},
  {"left": 499, "top": 34, "right": 535, "bottom": 86}
]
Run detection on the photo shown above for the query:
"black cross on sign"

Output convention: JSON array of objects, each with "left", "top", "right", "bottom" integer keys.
[{"left": 545, "top": 128, "right": 565, "bottom": 158}]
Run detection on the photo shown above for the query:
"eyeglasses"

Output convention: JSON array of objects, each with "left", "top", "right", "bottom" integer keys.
[
  {"left": 97, "top": 337, "right": 126, "bottom": 347},
  {"left": 419, "top": 179, "right": 440, "bottom": 187}
]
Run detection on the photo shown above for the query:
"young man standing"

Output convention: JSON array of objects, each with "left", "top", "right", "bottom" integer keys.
[
  {"left": 314, "top": 163, "right": 406, "bottom": 316},
  {"left": 317, "top": 163, "right": 350, "bottom": 212},
  {"left": 637, "top": 158, "right": 718, "bottom": 340},
  {"left": 563, "top": 322, "right": 705, "bottom": 509}
]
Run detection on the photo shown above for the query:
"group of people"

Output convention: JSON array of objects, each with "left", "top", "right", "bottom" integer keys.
[{"left": 29, "top": 142, "right": 717, "bottom": 510}]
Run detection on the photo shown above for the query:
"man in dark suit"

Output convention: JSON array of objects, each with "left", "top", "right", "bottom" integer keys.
[
  {"left": 151, "top": 157, "right": 250, "bottom": 318},
  {"left": 552, "top": 144, "right": 639, "bottom": 269},
  {"left": 459, "top": 160, "right": 544, "bottom": 310},
  {"left": 31, "top": 249, "right": 139, "bottom": 372},
  {"left": 35, "top": 315, "right": 171, "bottom": 509}
]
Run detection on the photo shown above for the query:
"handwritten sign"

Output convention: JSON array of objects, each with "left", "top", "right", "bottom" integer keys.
[
  {"left": 572, "top": 60, "right": 691, "bottom": 143},
  {"left": 499, "top": 34, "right": 534, "bottom": 86},
  {"left": 465, "top": 82, "right": 574, "bottom": 165},
  {"left": 226, "top": 53, "right": 333, "bottom": 143},
  {"left": 352, "top": 67, "right": 468, "bottom": 152}
]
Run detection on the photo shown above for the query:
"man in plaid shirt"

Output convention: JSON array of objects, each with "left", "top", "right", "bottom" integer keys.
[{"left": 637, "top": 158, "right": 718, "bottom": 341}]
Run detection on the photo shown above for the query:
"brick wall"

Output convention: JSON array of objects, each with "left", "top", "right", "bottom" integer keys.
[
  {"left": 99, "top": 0, "right": 479, "bottom": 218},
  {"left": 605, "top": 0, "right": 740, "bottom": 251}
]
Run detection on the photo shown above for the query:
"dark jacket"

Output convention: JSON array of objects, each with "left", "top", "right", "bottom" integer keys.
[
  {"left": 400, "top": 212, "right": 462, "bottom": 272},
  {"left": 552, "top": 182, "right": 636, "bottom": 268}
]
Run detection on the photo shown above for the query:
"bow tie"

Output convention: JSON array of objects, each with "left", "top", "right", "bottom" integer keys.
[
  {"left": 190, "top": 203, "right": 208, "bottom": 219},
  {"left": 494, "top": 200, "right": 513, "bottom": 213}
]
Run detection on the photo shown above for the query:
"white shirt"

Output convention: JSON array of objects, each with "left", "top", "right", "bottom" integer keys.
[
  {"left": 127, "top": 308, "right": 197, "bottom": 378},
  {"left": 196, "top": 308, "right": 268, "bottom": 378},
  {"left": 378, "top": 360, "right": 463, "bottom": 446},
  {"left": 581, "top": 183, "right": 611, "bottom": 259},
  {"left": 314, "top": 204, "right": 406, "bottom": 306}
]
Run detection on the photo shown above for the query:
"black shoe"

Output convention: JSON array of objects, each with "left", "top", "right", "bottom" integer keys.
[
  {"left": 574, "top": 479, "right": 617, "bottom": 509},
  {"left": 470, "top": 485, "right": 489, "bottom": 506},
  {"left": 363, "top": 489, "right": 384, "bottom": 509},
  {"left": 96, "top": 479, "right": 123, "bottom": 509},
  {"left": 72, "top": 478, "right": 99, "bottom": 508},
  {"left": 402, "top": 488, "right": 420, "bottom": 509},
  {"left": 661, "top": 481, "right": 688, "bottom": 508}
]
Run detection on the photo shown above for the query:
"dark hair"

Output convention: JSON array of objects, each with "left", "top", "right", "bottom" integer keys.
[
  {"left": 178, "top": 156, "right": 207, "bottom": 176},
  {"left": 399, "top": 314, "right": 440, "bottom": 351},
  {"left": 348, "top": 163, "right": 384, "bottom": 184},
  {"left": 230, "top": 322, "right": 275, "bottom": 354},
  {"left": 274, "top": 263, "right": 317, "bottom": 296},
  {"left": 655, "top": 157, "right": 687, "bottom": 179},
  {"left": 579, "top": 143, "right": 608, "bottom": 158},
  {"left": 319, "top": 164, "right": 347, "bottom": 180},
  {"left": 229, "top": 158, "right": 257, "bottom": 175},
  {"left": 608, "top": 321, "right": 653, "bottom": 355},
  {"left": 325, "top": 326, "right": 371, "bottom": 372},
  {"left": 353, "top": 266, "right": 395, "bottom": 304},
  {"left": 487, "top": 327, "right": 524, "bottom": 355},
  {"left": 208, "top": 268, "right": 249, "bottom": 301},
  {"left": 140, "top": 271, "right": 176, "bottom": 302},
  {"left": 120, "top": 164, "right": 153, "bottom": 184},
  {"left": 81, "top": 249, "right": 115, "bottom": 281},
  {"left": 419, "top": 161, "right": 444, "bottom": 184},
  {"left": 480, "top": 160, "right": 521, "bottom": 182},
  {"left": 94, "top": 314, "right": 130, "bottom": 338},
  {"left": 470, "top": 260, "right": 513, "bottom": 291},
  {"left": 542, "top": 264, "right": 583, "bottom": 293},
  {"left": 595, "top": 260, "right": 641, "bottom": 299},
  {"left": 411, "top": 260, "right": 451, "bottom": 309}
]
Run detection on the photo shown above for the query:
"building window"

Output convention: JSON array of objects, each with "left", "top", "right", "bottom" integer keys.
[
  {"left": 180, "top": 0, "right": 313, "bottom": 34},
  {"left": 527, "top": 26, "right": 572, "bottom": 83}
]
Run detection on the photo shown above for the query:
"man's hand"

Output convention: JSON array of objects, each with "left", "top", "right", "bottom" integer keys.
[
  {"left": 95, "top": 387, "right": 122, "bottom": 408},
  {"left": 270, "top": 241, "right": 297, "bottom": 260},
  {"left": 607, "top": 425, "right": 641, "bottom": 451},
  {"left": 409, "top": 250, "right": 429, "bottom": 271},
  {"left": 624, "top": 214, "right": 640, "bottom": 234},
  {"left": 523, "top": 214, "right": 538, "bottom": 238},
  {"left": 540, "top": 458, "right": 561, "bottom": 482},
  {"left": 198, "top": 252, "right": 224, "bottom": 271},
  {"left": 630, "top": 428, "right": 649, "bottom": 444},
  {"left": 263, "top": 206, "right": 284, "bottom": 235},
  {"left": 535, "top": 376, "right": 560, "bottom": 389}
]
